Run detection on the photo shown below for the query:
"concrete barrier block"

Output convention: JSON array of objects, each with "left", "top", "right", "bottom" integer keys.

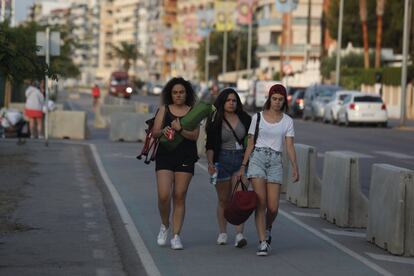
[
  {"left": 367, "top": 164, "right": 414, "bottom": 256},
  {"left": 48, "top": 111, "right": 87, "bottom": 140},
  {"left": 9, "top": 102, "right": 64, "bottom": 113},
  {"left": 135, "top": 102, "right": 150, "bottom": 113},
  {"left": 109, "top": 112, "right": 149, "bottom": 142},
  {"left": 287, "top": 144, "right": 321, "bottom": 208},
  {"left": 320, "top": 151, "right": 368, "bottom": 228},
  {"left": 197, "top": 124, "right": 206, "bottom": 157},
  {"left": 100, "top": 104, "right": 136, "bottom": 117}
]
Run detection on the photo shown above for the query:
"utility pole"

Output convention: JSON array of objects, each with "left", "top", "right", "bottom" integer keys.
[
  {"left": 400, "top": 0, "right": 412, "bottom": 126},
  {"left": 335, "top": 0, "right": 344, "bottom": 86},
  {"left": 45, "top": 27, "right": 50, "bottom": 146},
  {"left": 205, "top": 33, "right": 210, "bottom": 82},
  {"left": 222, "top": 31, "right": 228, "bottom": 74}
]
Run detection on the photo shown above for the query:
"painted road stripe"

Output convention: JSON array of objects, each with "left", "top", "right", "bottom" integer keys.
[
  {"left": 90, "top": 144, "right": 161, "bottom": 276},
  {"left": 318, "top": 151, "right": 374, "bottom": 159},
  {"left": 373, "top": 151, "right": 414, "bottom": 159},
  {"left": 279, "top": 210, "right": 394, "bottom": 276},
  {"left": 323, "top": 228, "right": 366, "bottom": 238},
  {"left": 197, "top": 162, "right": 393, "bottom": 275},
  {"left": 291, "top": 211, "right": 320, "bottom": 218},
  {"left": 366, "top": 252, "right": 414, "bottom": 265}
]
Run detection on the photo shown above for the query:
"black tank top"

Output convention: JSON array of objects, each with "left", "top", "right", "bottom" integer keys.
[{"left": 156, "top": 106, "right": 198, "bottom": 163}]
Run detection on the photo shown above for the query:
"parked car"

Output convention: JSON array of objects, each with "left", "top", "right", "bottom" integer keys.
[
  {"left": 337, "top": 93, "right": 388, "bottom": 127},
  {"left": 287, "top": 86, "right": 306, "bottom": 106},
  {"left": 149, "top": 84, "right": 163, "bottom": 96},
  {"left": 109, "top": 71, "right": 133, "bottom": 99},
  {"left": 288, "top": 89, "right": 305, "bottom": 117},
  {"left": 302, "top": 84, "right": 342, "bottom": 121},
  {"left": 323, "top": 90, "right": 360, "bottom": 124}
]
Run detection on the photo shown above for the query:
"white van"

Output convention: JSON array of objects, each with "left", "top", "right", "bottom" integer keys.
[{"left": 252, "top": 80, "right": 281, "bottom": 109}]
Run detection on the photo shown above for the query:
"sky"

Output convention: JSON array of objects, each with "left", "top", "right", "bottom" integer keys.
[{"left": 16, "top": 0, "right": 35, "bottom": 23}]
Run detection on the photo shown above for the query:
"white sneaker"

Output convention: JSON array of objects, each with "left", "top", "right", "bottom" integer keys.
[
  {"left": 234, "top": 233, "right": 247, "bottom": 248},
  {"left": 171, "top": 234, "right": 183, "bottom": 250},
  {"left": 217, "top": 233, "right": 228, "bottom": 245},
  {"left": 157, "top": 224, "right": 169, "bottom": 246}
]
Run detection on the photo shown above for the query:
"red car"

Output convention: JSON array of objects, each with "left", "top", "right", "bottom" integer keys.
[{"left": 109, "top": 71, "right": 133, "bottom": 99}]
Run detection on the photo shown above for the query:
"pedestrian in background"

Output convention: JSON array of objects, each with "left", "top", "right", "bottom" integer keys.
[
  {"left": 238, "top": 84, "right": 299, "bottom": 256},
  {"left": 24, "top": 80, "right": 44, "bottom": 139},
  {"left": 151, "top": 77, "right": 198, "bottom": 250},
  {"left": 91, "top": 84, "right": 101, "bottom": 109},
  {"left": 205, "top": 88, "right": 251, "bottom": 248}
]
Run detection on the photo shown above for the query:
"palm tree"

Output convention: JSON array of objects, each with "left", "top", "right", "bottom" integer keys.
[
  {"left": 111, "top": 42, "right": 139, "bottom": 72},
  {"left": 375, "top": 0, "right": 386, "bottom": 68},
  {"left": 359, "top": 0, "right": 370, "bottom": 68}
]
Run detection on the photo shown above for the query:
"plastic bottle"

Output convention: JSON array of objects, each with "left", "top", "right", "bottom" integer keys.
[{"left": 210, "top": 163, "right": 219, "bottom": 185}]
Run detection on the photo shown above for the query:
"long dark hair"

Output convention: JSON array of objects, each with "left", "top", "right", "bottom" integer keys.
[
  {"left": 206, "top": 87, "right": 248, "bottom": 131},
  {"left": 161, "top": 77, "right": 196, "bottom": 106}
]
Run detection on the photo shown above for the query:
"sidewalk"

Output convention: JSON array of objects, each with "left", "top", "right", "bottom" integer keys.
[{"left": 0, "top": 140, "right": 133, "bottom": 276}]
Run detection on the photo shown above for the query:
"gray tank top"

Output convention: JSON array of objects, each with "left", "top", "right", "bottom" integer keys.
[{"left": 221, "top": 120, "right": 245, "bottom": 150}]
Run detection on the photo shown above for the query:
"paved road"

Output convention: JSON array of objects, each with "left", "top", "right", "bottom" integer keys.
[{"left": 61, "top": 90, "right": 413, "bottom": 276}]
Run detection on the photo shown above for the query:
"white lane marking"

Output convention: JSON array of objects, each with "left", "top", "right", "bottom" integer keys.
[
  {"left": 86, "top": 221, "right": 97, "bottom": 229},
  {"left": 84, "top": 211, "right": 95, "bottom": 218},
  {"left": 96, "top": 268, "right": 110, "bottom": 276},
  {"left": 196, "top": 162, "right": 208, "bottom": 172},
  {"left": 83, "top": 202, "right": 92, "bottom": 208},
  {"left": 93, "top": 249, "right": 105, "bottom": 259},
  {"left": 89, "top": 144, "right": 161, "bottom": 276},
  {"left": 197, "top": 161, "right": 393, "bottom": 275},
  {"left": 291, "top": 211, "right": 320, "bottom": 218},
  {"left": 323, "top": 228, "right": 366, "bottom": 238},
  {"left": 373, "top": 151, "right": 414, "bottom": 159},
  {"left": 89, "top": 234, "right": 101, "bottom": 242},
  {"left": 279, "top": 210, "right": 394, "bottom": 276},
  {"left": 366, "top": 252, "right": 414, "bottom": 265},
  {"left": 318, "top": 151, "right": 374, "bottom": 159},
  {"left": 342, "top": 151, "right": 375, "bottom": 159}
]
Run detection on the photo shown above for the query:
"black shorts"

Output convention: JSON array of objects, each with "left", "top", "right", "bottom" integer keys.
[{"left": 155, "top": 154, "right": 195, "bottom": 174}]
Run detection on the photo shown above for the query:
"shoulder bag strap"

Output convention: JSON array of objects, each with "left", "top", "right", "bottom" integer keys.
[
  {"left": 223, "top": 117, "right": 243, "bottom": 146},
  {"left": 253, "top": 112, "right": 260, "bottom": 145}
]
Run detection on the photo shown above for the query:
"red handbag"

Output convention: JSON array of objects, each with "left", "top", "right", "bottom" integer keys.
[{"left": 224, "top": 180, "right": 257, "bottom": 225}]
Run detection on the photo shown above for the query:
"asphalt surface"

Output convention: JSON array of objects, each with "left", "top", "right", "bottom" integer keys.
[{"left": 1, "top": 89, "right": 413, "bottom": 276}]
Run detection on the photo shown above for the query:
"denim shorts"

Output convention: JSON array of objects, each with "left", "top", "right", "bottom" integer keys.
[
  {"left": 216, "top": 149, "right": 244, "bottom": 182},
  {"left": 246, "top": 147, "right": 283, "bottom": 184}
]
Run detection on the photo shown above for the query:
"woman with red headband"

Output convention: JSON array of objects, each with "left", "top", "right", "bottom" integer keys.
[{"left": 238, "top": 83, "right": 299, "bottom": 256}]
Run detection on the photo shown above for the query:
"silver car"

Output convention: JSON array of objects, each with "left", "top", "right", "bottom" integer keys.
[{"left": 303, "top": 84, "right": 342, "bottom": 121}]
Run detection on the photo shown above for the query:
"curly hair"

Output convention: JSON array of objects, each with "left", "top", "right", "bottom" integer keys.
[
  {"left": 206, "top": 87, "right": 249, "bottom": 131},
  {"left": 161, "top": 77, "right": 196, "bottom": 106}
]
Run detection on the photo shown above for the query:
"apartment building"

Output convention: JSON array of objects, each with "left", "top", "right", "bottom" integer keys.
[
  {"left": 97, "top": 0, "right": 142, "bottom": 81},
  {"left": 0, "top": 0, "right": 14, "bottom": 26},
  {"left": 256, "top": 0, "right": 324, "bottom": 78}
]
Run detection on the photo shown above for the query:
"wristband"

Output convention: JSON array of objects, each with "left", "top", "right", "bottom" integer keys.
[{"left": 241, "top": 163, "right": 247, "bottom": 167}]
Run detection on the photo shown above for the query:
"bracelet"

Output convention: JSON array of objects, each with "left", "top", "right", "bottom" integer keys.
[
  {"left": 208, "top": 162, "right": 214, "bottom": 167},
  {"left": 241, "top": 163, "right": 247, "bottom": 167}
]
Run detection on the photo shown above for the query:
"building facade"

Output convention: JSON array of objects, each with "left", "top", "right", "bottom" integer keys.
[{"left": 0, "top": 0, "right": 14, "bottom": 26}]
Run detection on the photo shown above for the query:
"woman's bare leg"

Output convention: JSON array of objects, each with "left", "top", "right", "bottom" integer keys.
[{"left": 171, "top": 172, "right": 192, "bottom": 235}]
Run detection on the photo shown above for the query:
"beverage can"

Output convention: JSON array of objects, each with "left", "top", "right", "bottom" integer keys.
[{"left": 166, "top": 128, "right": 175, "bottom": 141}]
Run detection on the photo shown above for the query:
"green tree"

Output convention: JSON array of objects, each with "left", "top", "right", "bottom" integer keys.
[
  {"left": 326, "top": 0, "right": 414, "bottom": 61},
  {"left": 196, "top": 30, "right": 257, "bottom": 80},
  {"left": 112, "top": 42, "right": 139, "bottom": 72}
]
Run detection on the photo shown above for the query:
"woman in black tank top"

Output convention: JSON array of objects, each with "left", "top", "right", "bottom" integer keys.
[{"left": 151, "top": 77, "right": 198, "bottom": 250}]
